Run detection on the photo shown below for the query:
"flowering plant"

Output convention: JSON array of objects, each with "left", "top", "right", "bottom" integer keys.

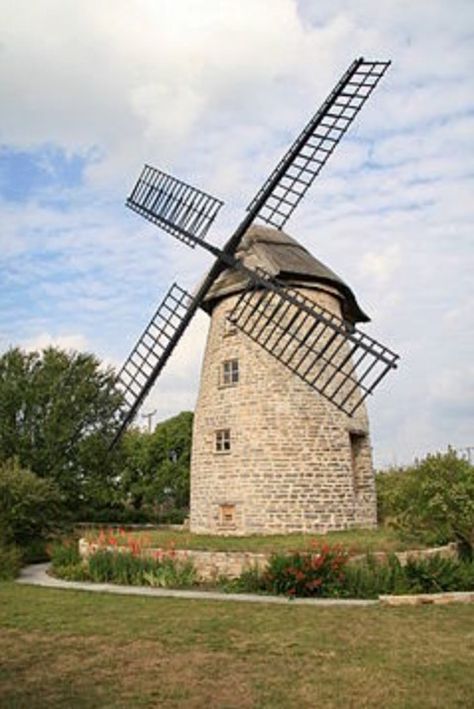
[{"left": 263, "top": 542, "right": 349, "bottom": 597}]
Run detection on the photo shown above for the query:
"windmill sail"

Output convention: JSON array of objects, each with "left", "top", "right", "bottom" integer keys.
[
  {"left": 127, "top": 165, "right": 224, "bottom": 248},
  {"left": 228, "top": 271, "right": 398, "bottom": 416},
  {"left": 109, "top": 57, "right": 396, "bottom": 445},
  {"left": 111, "top": 282, "right": 197, "bottom": 445},
  {"left": 246, "top": 58, "right": 390, "bottom": 229}
]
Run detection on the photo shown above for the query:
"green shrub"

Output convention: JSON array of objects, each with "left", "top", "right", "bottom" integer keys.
[
  {"left": 262, "top": 543, "right": 348, "bottom": 597},
  {"left": 50, "top": 539, "right": 82, "bottom": 569},
  {"left": 229, "top": 552, "right": 474, "bottom": 599},
  {"left": 0, "top": 541, "right": 23, "bottom": 580},
  {"left": 0, "top": 458, "right": 66, "bottom": 548},
  {"left": 342, "top": 554, "right": 411, "bottom": 598},
  {"left": 49, "top": 539, "right": 88, "bottom": 581},
  {"left": 218, "top": 565, "right": 266, "bottom": 594},
  {"left": 21, "top": 538, "right": 50, "bottom": 564},
  {"left": 376, "top": 450, "right": 474, "bottom": 554},
  {"left": 403, "top": 555, "right": 474, "bottom": 593},
  {"left": 142, "top": 558, "right": 196, "bottom": 588},
  {"left": 52, "top": 547, "right": 197, "bottom": 589}
]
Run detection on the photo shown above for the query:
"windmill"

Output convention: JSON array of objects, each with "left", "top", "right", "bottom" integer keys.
[{"left": 111, "top": 57, "right": 399, "bottom": 534}]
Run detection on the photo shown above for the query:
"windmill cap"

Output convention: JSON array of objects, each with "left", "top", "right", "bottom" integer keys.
[{"left": 202, "top": 224, "right": 370, "bottom": 324}]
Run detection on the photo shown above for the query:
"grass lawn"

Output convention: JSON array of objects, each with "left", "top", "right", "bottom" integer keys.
[
  {"left": 0, "top": 583, "right": 473, "bottom": 708},
  {"left": 83, "top": 526, "right": 426, "bottom": 555}
]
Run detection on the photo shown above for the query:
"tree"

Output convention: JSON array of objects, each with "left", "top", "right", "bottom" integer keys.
[
  {"left": 0, "top": 457, "right": 65, "bottom": 547},
  {"left": 0, "top": 346, "right": 123, "bottom": 513},
  {"left": 120, "top": 411, "right": 193, "bottom": 514},
  {"left": 376, "top": 449, "right": 474, "bottom": 555}
]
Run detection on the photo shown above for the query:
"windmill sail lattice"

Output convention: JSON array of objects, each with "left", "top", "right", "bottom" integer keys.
[
  {"left": 109, "top": 57, "right": 397, "bottom": 444},
  {"left": 127, "top": 166, "right": 224, "bottom": 248},
  {"left": 112, "top": 283, "right": 196, "bottom": 444},
  {"left": 247, "top": 59, "right": 390, "bottom": 229},
  {"left": 228, "top": 270, "right": 399, "bottom": 416}
]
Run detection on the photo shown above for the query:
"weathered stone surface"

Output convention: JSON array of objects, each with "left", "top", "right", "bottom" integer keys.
[{"left": 190, "top": 282, "right": 377, "bottom": 535}]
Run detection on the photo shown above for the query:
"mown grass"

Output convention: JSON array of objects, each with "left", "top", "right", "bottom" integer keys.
[
  {"left": 0, "top": 582, "right": 473, "bottom": 708},
  {"left": 83, "top": 526, "right": 426, "bottom": 554}
]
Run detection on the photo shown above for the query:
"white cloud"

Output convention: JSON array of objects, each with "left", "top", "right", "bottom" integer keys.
[{"left": 22, "top": 332, "right": 89, "bottom": 353}]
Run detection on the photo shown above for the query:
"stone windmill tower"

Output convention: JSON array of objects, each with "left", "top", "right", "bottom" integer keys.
[
  {"left": 108, "top": 58, "right": 399, "bottom": 535},
  {"left": 190, "top": 225, "right": 376, "bottom": 535}
]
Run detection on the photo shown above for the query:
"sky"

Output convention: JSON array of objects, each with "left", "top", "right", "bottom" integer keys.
[{"left": 1, "top": 0, "right": 473, "bottom": 467}]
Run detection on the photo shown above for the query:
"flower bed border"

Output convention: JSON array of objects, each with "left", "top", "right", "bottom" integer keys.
[{"left": 79, "top": 538, "right": 458, "bottom": 582}]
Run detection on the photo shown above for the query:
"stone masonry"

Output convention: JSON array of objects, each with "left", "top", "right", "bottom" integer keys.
[{"left": 190, "top": 277, "right": 377, "bottom": 535}]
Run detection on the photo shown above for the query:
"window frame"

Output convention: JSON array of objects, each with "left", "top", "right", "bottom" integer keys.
[
  {"left": 221, "top": 358, "right": 239, "bottom": 386},
  {"left": 215, "top": 428, "right": 231, "bottom": 454}
]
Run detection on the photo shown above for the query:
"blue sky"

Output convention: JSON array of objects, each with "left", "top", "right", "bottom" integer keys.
[{"left": 1, "top": 0, "right": 473, "bottom": 466}]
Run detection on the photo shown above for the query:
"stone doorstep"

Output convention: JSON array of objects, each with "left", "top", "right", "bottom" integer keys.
[{"left": 379, "top": 592, "right": 474, "bottom": 606}]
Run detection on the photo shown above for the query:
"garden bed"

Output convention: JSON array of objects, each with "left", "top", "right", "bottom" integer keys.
[
  {"left": 49, "top": 530, "right": 474, "bottom": 600},
  {"left": 78, "top": 537, "right": 458, "bottom": 582}
]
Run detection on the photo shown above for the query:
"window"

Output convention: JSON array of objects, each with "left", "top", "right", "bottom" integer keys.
[
  {"left": 215, "top": 429, "right": 231, "bottom": 453},
  {"left": 224, "top": 314, "right": 237, "bottom": 337},
  {"left": 349, "top": 431, "right": 366, "bottom": 492},
  {"left": 222, "top": 359, "right": 239, "bottom": 386},
  {"left": 219, "top": 504, "right": 236, "bottom": 526}
]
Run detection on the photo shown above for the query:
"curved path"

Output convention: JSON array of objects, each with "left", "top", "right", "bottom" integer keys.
[{"left": 17, "top": 563, "right": 376, "bottom": 606}]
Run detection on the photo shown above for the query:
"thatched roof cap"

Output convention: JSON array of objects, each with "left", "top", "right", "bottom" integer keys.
[{"left": 202, "top": 224, "right": 369, "bottom": 323}]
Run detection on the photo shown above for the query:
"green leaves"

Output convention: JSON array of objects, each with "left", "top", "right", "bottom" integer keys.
[
  {"left": 0, "top": 457, "right": 65, "bottom": 547},
  {"left": 120, "top": 411, "right": 193, "bottom": 513},
  {"left": 376, "top": 450, "right": 474, "bottom": 554},
  {"left": 0, "top": 346, "right": 122, "bottom": 514}
]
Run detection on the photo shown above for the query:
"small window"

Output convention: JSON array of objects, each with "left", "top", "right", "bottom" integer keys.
[
  {"left": 349, "top": 431, "right": 366, "bottom": 492},
  {"left": 215, "top": 429, "right": 231, "bottom": 453},
  {"left": 219, "top": 504, "right": 236, "bottom": 526},
  {"left": 222, "top": 359, "right": 239, "bottom": 386},
  {"left": 224, "top": 315, "right": 237, "bottom": 337}
]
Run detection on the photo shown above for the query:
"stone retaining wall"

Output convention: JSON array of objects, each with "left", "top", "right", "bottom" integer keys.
[{"left": 79, "top": 539, "right": 458, "bottom": 582}]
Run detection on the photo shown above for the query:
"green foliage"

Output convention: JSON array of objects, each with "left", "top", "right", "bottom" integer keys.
[
  {"left": 0, "top": 541, "right": 23, "bottom": 580},
  {"left": 119, "top": 411, "right": 193, "bottom": 515},
  {"left": 0, "top": 457, "right": 65, "bottom": 547},
  {"left": 403, "top": 555, "right": 474, "bottom": 594},
  {"left": 262, "top": 543, "right": 348, "bottom": 597},
  {"left": 49, "top": 538, "right": 88, "bottom": 581},
  {"left": 342, "top": 554, "right": 411, "bottom": 598},
  {"left": 50, "top": 538, "right": 82, "bottom": 568},
  {"left": 52, "top": 537, "right": 196, "bottom": 589},
  {"left": 0, "top": 347, "right": 123, "bottom": 514},
  {"left": 376, "top": 450, "right": 474, "bottom": 553},
  {"left": 218, "top": 565, "right": 266, "bottom": 594},
  {"left": 86, "top": 550, "right": 196, "bottom": 588},
  {"left": 229, "top": 549, "right": 474, "bottom": 599}
]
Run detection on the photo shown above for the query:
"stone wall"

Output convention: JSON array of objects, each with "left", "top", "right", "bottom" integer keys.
[
  {"left": 79, "top": 540, "right": 459, "bottom": 582},
  {"left": 190, "top": 284, "right": 377, "bottom": 535}
]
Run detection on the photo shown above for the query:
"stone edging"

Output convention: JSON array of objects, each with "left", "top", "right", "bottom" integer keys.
[{"left": 79, "top": 538, "right": 459, "bottom": 582}]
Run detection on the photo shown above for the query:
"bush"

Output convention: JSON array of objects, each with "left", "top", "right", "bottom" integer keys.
[
  {"left": 49, "top": 538, "right": 88, "bottom": 581},
  {"left": 229, "top": 551, "right": 474, "bottom": 599},
  {"left": 376, "top": 450, "right": 474, "bottom": 554},
  {"left": 0, "top": 541, "right": 23, "bottom": 580},
  {"left": 262, "top": 543, "right": 348, "bottom": 597},
  {"left": 51, "top": 536, "right": 196, "bottom": 589},
  {"left": 86, "top": 549, "right": 196, "bottom": 588},
  {"left": 403, "top": 555, "right": 474, "bottom": 594},
  {"left": 0, "top": 458, "right": 66, "bottom": 548}
]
